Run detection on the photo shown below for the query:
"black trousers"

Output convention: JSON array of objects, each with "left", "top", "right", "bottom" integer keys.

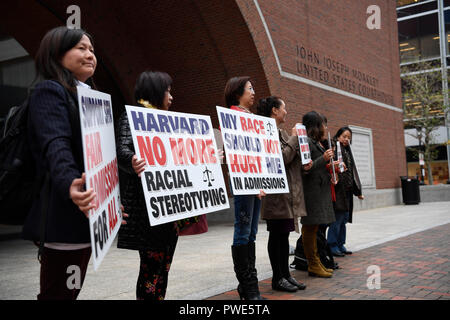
[
  {"left": 267, "top": 231, "right": 290, "bottom": 282},
  {"left": 38, "top": 247, "right": 91, "bottom": 300}
]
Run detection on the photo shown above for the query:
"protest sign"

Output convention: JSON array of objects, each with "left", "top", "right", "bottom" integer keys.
[
  {"left": 336, "top": 141, "right": 345, "bottom": 173},
  {"left": 295, "top": 124, "right": 312, "bottom": 164},
  {"left": 125, "top": 105, "right": 229, "bottom": 226},
  {"left": 78, "top": 86, "right": 122, "bottom": 271},
  {"left": 216, "top": 106, "right": 289, "bottom": 195}
]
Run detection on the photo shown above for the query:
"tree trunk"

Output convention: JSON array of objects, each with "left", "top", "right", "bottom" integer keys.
[{"left": 426, "top": 163, "right": 434, "bottom": 185}]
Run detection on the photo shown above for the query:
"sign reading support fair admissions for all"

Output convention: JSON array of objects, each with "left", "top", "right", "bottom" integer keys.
[
  {"left": 78, "top": 86, "right": 122, "bottom": 271},
  {"left": 125, "top": 105, "right": 229, "bottom": 226},
  {"left": 295, "top": 124, "right": 312, "bottom": 165},
  {"left": 216, "top": 106, "right": 289, "bottom": 195}
]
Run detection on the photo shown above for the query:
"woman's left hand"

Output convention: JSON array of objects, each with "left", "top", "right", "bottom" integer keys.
[
  {"left": 218, "top": 149, "right": 225, "bottom": 163},
  {"left": 257, "top": 189, "right": 266, "bottom": 200},
  {"left": 358, "top": 195, "right": 365, "bottom": 200},
  {"left": 70, "top": 173, "right": 96, "bottom": 218},
  {"left": 302, "top": 161, "right": 313, "bottom": 171},
  {"left": 120, "top": 204, "right": 129, "bottom": 225}
]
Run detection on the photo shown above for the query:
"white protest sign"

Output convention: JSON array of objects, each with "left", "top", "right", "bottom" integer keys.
[
  {"left": 294, "top": 124, "right": 312, "bottom": 164},
  {"left": 336, "top": 141, "right": 345, "bottom": 173},
  {"left": 77, "top": 86, "right": 122, "bottom": 271},
  {"left": 216, "top": 106, "right": 289, "bottom": 195},
  {"left": 125, "top": 105, "right": 229, "bottom": 226}
]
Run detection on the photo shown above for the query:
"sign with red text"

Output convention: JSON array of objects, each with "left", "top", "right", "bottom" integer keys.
[
  {"left": 125, "top": 105, "right": 229, "bottom": 226},
  {"left": 216, "top": 106, "right": 289, "bottom": 195},
  {"left": 78, "top": 86, "right": 122, "bottom": 271},
  {"left": 295, "top": 124, "right": 312, "bottom": 164}
]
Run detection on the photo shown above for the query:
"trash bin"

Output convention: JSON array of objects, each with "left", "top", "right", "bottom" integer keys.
[{"left": 400, "top": 176, "right": 420, "bottom": 205}]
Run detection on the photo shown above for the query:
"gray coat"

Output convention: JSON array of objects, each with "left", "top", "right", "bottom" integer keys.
[
  {"left": 300, "top": 138, "right": 336, "bottom": 226},
  {"left": 261, "top": 129, "right": 307, "bottom": 233}
]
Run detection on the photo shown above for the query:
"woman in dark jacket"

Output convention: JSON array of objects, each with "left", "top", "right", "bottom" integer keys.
[
  {"left": 328, "top": 127, "right": 364, "bottom": 256},
  {"left": 23, "top": 26, "right": 99, "bottom": 300},
  {"left": 116, "top": 71, "right": 177, "bottom": 300},
  {"left": 224, "top": 76, "right": 265, "bottom": 300},
  {"left": 257, "top": 96, "right": 311, "bottom": 292},
  {"left": 300, "top": 111, "right": 336, "bottom": 278}
]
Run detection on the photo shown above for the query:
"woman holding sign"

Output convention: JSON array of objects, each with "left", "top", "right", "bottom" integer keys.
[
  {"left": 117, "top": 71, "right": 179, "bottom": 300},
  {"left": 256, "top": 96, "right": 311, "bottom": 292},
  {"left": 327, "top": 127, "right": 364, "bottom": 257},
  {"left": 300, "top": 111, "right": 337, "bottom": 278},
  {"left": 224, "top": 76, "right": 266, "bottom": 300},
  {"left": 23, "top": 26, "right": 99, "bottom": 299}
]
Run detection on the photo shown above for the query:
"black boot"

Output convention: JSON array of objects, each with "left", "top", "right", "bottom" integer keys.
[
  {"left": 231, "top": 244, "right": 260, "bottom": 300},
  {"left": 248, "top": 242, "right": 265, "bottom": 300}
]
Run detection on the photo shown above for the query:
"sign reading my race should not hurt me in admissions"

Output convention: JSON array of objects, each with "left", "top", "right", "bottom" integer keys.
[
  {"left": 125, "top": 105, "right": 229, "bottom": 227},
  {"left": 78, "top": 86, "right": 122, "bottom": 271},
  {"left": 216, "top": 106, "right": 289, "bottom": 195}
]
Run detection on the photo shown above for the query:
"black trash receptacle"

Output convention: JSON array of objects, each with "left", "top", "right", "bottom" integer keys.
[{"left": 400, "top": 176, "right": 421, "bottom": 205}]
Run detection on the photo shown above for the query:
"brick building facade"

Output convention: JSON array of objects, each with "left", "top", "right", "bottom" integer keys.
[{"left": 0, "top": 0, "right": 405, "bottom": 196}]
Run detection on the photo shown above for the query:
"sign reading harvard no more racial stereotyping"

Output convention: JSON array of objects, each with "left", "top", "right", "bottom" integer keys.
[
  {"left": 216, "top": 106, "right": 289, "bottom": 195},
  {"left": 78, "top": 86, "right": 122, "bottom": 271},
  {"left": 125, "top": 105, "right": 229, "bottom": 226}
]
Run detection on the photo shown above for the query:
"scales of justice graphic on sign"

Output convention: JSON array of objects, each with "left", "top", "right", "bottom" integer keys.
[{"left": 125, "top": 105, "right": 229, "bottom": 227}]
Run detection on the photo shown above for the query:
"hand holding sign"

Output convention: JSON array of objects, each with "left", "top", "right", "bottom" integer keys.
[
  {"left": 70, "top": 173, "right": 96, "bottom": 218},
  {"left": 132, "top": 154, "right": 146, "bottom": 177},
  {"left": 323, "top": 149, "right": 334, "bottom": 162}
]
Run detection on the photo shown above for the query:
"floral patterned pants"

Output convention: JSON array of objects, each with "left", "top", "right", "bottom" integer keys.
[{"left": 137, "top": 247, "right": 176, "bottom": 300}]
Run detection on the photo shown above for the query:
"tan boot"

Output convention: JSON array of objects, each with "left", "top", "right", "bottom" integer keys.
[
  {"left": 319, "top": 260, "right": 333, "bottom": 273},
  {"left": 302, "top": 225, "right": 332, "bottom": 278}
]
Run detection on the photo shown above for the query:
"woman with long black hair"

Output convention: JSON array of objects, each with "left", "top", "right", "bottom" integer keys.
[
  {"left": 300, "top": 111, "right": 337, "bottom": 278},
  {"left": 116, "top": 71, "right": 179, "bottom": 300},
  {"left": 23, "top": 26, "right": 103, "bottom": 299},
  {"left": 328, "top": 126, "right": 364, "bottom": 257}
]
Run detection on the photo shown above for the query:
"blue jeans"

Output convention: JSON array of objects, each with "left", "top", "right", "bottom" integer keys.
[
  {"left": 233, "top": 195, "right": 261, "bottom": 246},
  {"left": 327, "top": 211, "right": 349, "bottom": 252}
]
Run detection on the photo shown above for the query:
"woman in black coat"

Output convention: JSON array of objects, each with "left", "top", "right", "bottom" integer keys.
[
  {"left": 300, "top": 111, "right": 337, "bottom": 278},
  {"left": 23, "top": 26, "right": 99, "bottom": 300},
  {"left": 116, "top": 71, "right": 178, "bottom": 300},
  {"left": 328, "top": 127, "right": 364, "bottom": 256}
]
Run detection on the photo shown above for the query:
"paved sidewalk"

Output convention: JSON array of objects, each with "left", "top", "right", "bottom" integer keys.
[
  {"left": 0, "top": 201, "right": 449, "bottom": 300},
  {"left": 208, "top": 223, "right": 450, "bottom": 300}
]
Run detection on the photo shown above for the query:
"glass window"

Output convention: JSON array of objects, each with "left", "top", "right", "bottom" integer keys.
[
  {"left": 399, "top": 13, "right": 440, "bottom": 64},
  {"left": 445, "top": 10, "right": 450, "bottom": 55},
  {"left": 397, "top": 1, "right": 437, "bottom": 18},
  {"left": 398, "top": 0, "right": 435, "bottom": 9}
]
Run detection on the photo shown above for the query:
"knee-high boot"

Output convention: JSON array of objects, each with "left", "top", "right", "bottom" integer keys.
[
  {"left": 302, "top": 225, "right": 332, "bottom": 278},
  {"left": 231, "top": 244, "right": 261, "bottom": 300},
  {"left": 247, "top": 242, "right": 264, "bottom": 300}
]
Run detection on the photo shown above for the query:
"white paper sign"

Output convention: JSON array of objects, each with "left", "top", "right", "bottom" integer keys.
[
  {"left": 78, "top": 86, "right": 122, "bottom": 271},
  {"left": 217, "top": 106, "right": 289, "bottom": 195},
  {"left": 295, "top": 124, "right": 312, "bottom": 164},
  {"left": 125, "top": 105, "right": 229, "bottom": 226},
  {"left": 336, "top": 141, "right": 345, "bottom": 173}
]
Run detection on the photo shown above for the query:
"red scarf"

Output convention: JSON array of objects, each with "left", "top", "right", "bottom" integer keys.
[{"left": 326, "top": 163, "right": 336, "bottom": 202}]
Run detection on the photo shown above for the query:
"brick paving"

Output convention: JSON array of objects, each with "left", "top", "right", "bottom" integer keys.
[{"left": 208, "top": 223, "right": 450, "bottom": 300}]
